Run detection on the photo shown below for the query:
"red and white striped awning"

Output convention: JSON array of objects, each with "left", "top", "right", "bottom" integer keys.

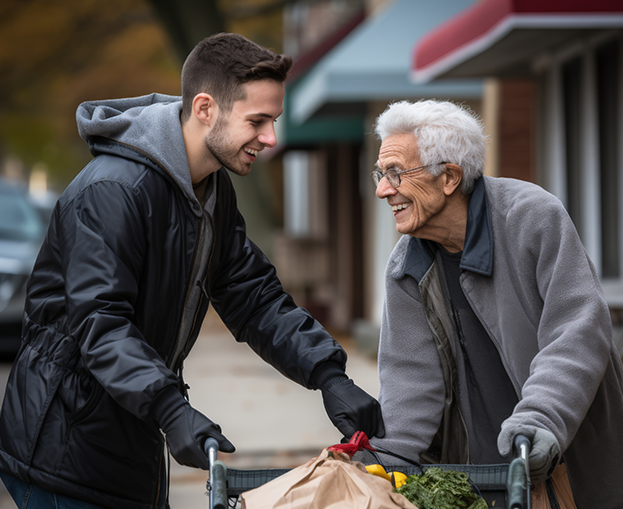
[{"left": 411, "top": 0, "right": 623, "bottom": 83}]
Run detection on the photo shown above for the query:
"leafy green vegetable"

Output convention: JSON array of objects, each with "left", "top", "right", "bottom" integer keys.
[{"left": 395, "top": 467, "right": 488, "bottom": 509}]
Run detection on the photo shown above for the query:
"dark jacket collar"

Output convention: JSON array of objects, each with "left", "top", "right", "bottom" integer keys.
[{"left": 400, "top": 177, "right": 493, "bottom": 282}]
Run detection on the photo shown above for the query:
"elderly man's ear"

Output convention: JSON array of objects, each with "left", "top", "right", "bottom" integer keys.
[{"left": 442, "top": 163, "right": 464, "bottom": 196}]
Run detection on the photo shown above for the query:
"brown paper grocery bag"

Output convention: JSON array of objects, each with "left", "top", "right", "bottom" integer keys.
[
  {"left": 531, "top": 464, "right": 577, "bottom": 509},
  {"left": 240, "top": 449, "right": 418, "bottom": 509}
]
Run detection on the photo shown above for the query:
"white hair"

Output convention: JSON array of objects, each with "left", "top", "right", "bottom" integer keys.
[{"left": 374, "top": 99, "right": 487, "bottom": 194}]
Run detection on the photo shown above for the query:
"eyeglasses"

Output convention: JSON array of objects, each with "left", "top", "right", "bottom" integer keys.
[{"left": 370, "top": 162, "right": 448, "bottom": 189}]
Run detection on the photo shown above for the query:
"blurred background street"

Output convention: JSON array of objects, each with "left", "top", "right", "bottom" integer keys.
[{"left": 0, "top": 365, "right": 9, "bottom": 509}]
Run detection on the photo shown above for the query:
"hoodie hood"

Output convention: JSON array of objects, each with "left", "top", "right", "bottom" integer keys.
[{"left": 76, "top": 93, "right": 204, "bottom": 216}]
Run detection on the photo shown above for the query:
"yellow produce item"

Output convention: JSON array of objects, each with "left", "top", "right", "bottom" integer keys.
[
  {"left": 365, "top": 464, "right": 391, "bottom": 481},
  {"left": 389, "top": 471, "right": 408, "bottom": 488}
]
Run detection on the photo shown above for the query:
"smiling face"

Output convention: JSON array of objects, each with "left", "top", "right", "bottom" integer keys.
[
  {"left": 204, "top": 79, "right": 285, "bottom": 177},
  {"left": 376, "top": 133, "right": 450, "bottom": 237}
]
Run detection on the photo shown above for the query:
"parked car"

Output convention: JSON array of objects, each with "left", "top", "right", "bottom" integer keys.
[{"left": 0, "top": 179, "right": 47, "bottom": 356}]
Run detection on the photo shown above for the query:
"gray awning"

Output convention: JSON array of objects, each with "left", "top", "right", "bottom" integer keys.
[{"left": 290, "top": 0, "right": 483, "bottom": 125}]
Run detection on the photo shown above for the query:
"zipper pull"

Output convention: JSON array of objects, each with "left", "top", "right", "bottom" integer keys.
[
  {"left": 177, "top": 364, "right": 191, "bottom": 400},
  {"left": 196, "top": 279, "right": 209, "bottom": 300}
]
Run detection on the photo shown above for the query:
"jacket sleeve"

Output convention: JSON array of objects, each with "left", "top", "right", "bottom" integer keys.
[
  {"left": 208, "top": 174, "right": 347, "bottom": 389},
  {"left": 496, "top": 185, "right": 614, "bottom": 452},
  {"left": 59, "top": 179, "right": 178, "bottom": 419}
]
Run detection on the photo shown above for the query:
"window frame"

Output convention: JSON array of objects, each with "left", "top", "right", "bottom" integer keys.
[{"left": 537, "top": 32, "right": 623, "bottom": 305}]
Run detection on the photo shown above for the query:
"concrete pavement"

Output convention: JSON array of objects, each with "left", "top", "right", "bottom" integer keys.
[{"left": 167, "top": 309, "right": 380, "bottom": 508}]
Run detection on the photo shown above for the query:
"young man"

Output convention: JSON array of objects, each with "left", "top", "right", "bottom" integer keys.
[{"left": 0, "top": 33, "right": 384, "bottom": 509}]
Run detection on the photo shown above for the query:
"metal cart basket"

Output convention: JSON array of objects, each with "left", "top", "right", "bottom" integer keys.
[{"left": 206, "top": 436, "right": 532, "bottom": 509}]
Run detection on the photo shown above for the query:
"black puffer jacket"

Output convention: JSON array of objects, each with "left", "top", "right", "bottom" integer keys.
[{"left": 0, "top": 95, "right": 346, "bottom": 509}]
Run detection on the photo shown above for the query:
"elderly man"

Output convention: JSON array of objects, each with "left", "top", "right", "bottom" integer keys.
[{"left": 369, "top": 99, "right": 623, "bottom": 509}]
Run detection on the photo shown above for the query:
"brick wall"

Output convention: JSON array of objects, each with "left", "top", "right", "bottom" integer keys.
[{"left": 497, "top": 79, "right": 536, "bottom": 183}]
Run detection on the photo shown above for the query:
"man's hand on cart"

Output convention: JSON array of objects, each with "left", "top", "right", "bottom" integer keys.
[
  {"left": 312, "top": 361, "right": 385, "bottom": 440},
  {"left": 321, "top": 379, "right": 385, "bottom": 439},
  {"left": 151, "top": 385, "right": 235, "bottom": 470},
  {"left": 498, "top": 424, "right": 561, "bottom": 485}
]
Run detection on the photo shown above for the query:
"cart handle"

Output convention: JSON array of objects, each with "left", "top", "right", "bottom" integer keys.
[
  {"left": 507, "top": 434, "right": 532, "bottom": 509},
  {"left": 205, "top": 438, "right": 228, "bottom": 509}
]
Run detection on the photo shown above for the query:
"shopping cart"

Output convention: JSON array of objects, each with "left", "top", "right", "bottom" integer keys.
[
  {"left": 205, "top": 438, "right": 229, "bottom": 509},
  {"left": 205, "top": 435, "right": 532, "bottom": 509}
]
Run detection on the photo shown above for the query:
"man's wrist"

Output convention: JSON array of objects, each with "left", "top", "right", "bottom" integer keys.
[
  {"left": 150, "top": 385, "right": 186, "bottom": 427},
  {"left": 311, "top": 361, "right": 348, "bottom": 391}
]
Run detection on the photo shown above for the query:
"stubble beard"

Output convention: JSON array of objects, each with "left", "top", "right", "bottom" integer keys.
[{"left": 204, "top": 114, "right": 252, "bottom": 177}]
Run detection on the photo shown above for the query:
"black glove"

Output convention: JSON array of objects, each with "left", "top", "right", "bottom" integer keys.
[
  {"left": 151, "top": 386, "right": 235, "bottom": 469},
  {"left": 498, "top": 425, "right": 560, "bottom": 485},
  {"left": 313, "top": 362, "right": 385, "bottom": 440}
]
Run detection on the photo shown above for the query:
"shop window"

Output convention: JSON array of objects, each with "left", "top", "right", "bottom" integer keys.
[
  {"left": 596, "top": 40, "right": 621, "bottom": 279},
  {"left": 562, "top": 57, "right": 583, "bottom": 234},
  {"left": 282, "top": 150, "right": 327, "bottom": 239}
]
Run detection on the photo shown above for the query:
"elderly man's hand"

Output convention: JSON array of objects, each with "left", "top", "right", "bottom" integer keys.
[{"left": 498, "top": 425, "right": 561, "bottom": 485}]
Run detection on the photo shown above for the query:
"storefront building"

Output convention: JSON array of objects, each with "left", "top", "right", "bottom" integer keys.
[{"left": 411, "top": 0, "right": 623, "bottom": 352}]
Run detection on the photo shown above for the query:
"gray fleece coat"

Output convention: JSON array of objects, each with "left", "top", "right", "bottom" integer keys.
[{"left": 372, "top": 176, "right": 623, "bottom": 509}]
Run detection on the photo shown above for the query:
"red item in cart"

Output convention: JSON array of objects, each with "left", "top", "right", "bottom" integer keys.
[{"left": 327, "top": 430, "right": 376, "bottom": 458}]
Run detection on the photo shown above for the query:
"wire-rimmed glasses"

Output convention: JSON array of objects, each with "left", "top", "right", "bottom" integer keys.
[{"left": 371, "top": 162, "right": 448, "bottom": 189}]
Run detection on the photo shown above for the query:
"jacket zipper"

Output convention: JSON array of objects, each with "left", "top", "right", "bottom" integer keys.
[
  {"left": 169, "top": 215, "right": 206, "bottom": 376},
  {"left": 187, "top": 209, "right": 216, "bottom": 353},
  {"left": 154, "top": 433, "right": 165, "bottom": 509},
  {"left": 170, "top": 205, "right": 217, "bottom": 381}
]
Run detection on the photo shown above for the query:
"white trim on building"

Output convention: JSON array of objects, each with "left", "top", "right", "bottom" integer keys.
[{"left": 536, "top": 32, "right": 623, "bottom": 305}]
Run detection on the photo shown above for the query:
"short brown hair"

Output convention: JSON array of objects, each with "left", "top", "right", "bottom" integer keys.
[{"left": 181, "top": 32, "right": 293, "bottom": 122}]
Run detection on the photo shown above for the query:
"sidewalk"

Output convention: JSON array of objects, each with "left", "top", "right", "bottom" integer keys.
[{"left": 168, "top": 309, "right": 380, "bottom": 508}]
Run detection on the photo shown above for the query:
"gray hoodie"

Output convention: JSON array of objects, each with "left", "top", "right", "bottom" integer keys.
[{"left": 76, "top": 93, "right": 207, "bottom": 218}]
